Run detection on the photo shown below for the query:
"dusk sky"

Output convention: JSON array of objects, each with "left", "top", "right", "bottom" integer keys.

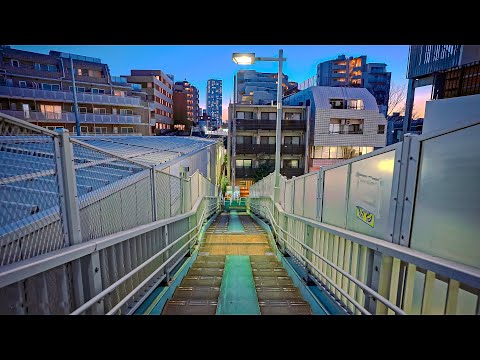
[{"left": 11, "top": 45, "right": 431, "bottom": 120}]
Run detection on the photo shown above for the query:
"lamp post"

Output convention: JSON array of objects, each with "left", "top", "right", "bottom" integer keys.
[{"left": 232, "top": 50, "right": 285, "bottom": 204}]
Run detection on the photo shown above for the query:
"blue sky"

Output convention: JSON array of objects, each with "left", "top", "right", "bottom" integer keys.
[{"left": 12, "top": 45, "right": 431, "bottom": 119}]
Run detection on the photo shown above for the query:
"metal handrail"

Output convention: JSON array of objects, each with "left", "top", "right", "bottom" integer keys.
[
  {"left": 249, "top": 201, "right": 406, "bottom": 315},
  {"left": 71, "top": 200, "right": 218, "bottom": 315}
]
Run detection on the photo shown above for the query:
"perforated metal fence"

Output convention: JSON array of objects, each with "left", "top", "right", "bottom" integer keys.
[
  {"left": 0, "top": 112, "right": 221, "bottom": 315},
  {"left": 0, "top": 116, "right": 65, "bottom": 266}
]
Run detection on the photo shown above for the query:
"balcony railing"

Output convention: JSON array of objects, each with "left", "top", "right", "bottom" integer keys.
[
  {"left": 236, "top": 119, "right": 305, "bottom": 131},
  {"left": 236, "top": 143, "right": 276, "bottom": 154},
  {"left": 280, "top": 167, "right": 304, "bottom": 178},
  {"left": 281, "top": 144, "right": 305, "bottom": 154},
  {"left": 0, "top": 110, "right": 143, "bottom": 124},
  {"left": 329, "top": 130, "right": 364, "bottom": 135},
  {"left": 0, "top": 85, "right": 144, "bottom": 107}
]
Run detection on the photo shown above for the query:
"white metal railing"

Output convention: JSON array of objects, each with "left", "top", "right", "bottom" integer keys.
[
  {"left": 71, "top": 199, "right": 218, "bottom": 315},
  {"left": 249, "top": 119, "right": 480, "bottom": 315},
  {"left": 249, "top": 201, "right": 405, "bottom": 315}
]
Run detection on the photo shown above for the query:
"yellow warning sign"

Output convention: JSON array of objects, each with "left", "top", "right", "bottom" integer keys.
[{"left": 356, "top": 206, "right": 375, "bottom": 228}]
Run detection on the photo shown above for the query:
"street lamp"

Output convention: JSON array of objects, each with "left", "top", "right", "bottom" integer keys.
[{"left": 232, "top": 50, "right": 286, "bottom": 204}]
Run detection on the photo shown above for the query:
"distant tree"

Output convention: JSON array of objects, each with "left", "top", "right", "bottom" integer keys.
[
  {"left": 254, "top": 156, "right": 275, "bottom": 182},
  {"left": 387, "top": 82, "right": 407, "bottom": 116}
]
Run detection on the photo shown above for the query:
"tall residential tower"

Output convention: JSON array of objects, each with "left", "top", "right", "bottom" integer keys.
[{"left": 206, "top": 79, "right": 222, "bottom": 128}]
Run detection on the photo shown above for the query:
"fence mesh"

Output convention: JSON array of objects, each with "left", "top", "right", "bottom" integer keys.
[
  {"left": 0, "top": 116, "right": 65, "bottom": 266},
  {"left": 73, "top": 141, "right": 151, "bottom": 242}
]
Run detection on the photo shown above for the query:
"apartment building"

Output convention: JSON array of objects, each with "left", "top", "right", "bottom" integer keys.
[
  {"left": 283, "top": 86, "right": 387, "bottom": 172},
  {"left": 206, "top": 79, "right": 222, "bottom": 127},
  {"left": 123, "top": 70, "right": 174, "bottom": 135},
  {"left": 229, "top": 104, "right": 306, "bottom": 196},
  {"left": 0, "top": 46, "right": 151, "bottom": 135},
  {"left": 236, "top": 70, "right": 296, "bottom": 105},
  {"left": 173, "top": 80, "right": 200, "bottom": 131},
  {"left": 316, "top": 55, "right": 391, "bottom": 116}
]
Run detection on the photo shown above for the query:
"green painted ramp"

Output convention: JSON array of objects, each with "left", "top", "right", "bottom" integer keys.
[
  {"left": 216, "top": 256, "right": 260, "bottom": 315},
  {"left": 227, "top": 210, "right": 245, "bottom": 233}
]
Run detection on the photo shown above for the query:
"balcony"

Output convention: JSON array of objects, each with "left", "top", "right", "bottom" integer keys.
[
  {"left": 0, "top": 86, "right": 144, "bottom": 107},
  {"left": 332, "top": 64, "right": 347, "bottom": 70},
  {"left": 281, "top": 144, "right": 305, "bottom": 154},
  {"left": 332, "top": 72, "right": 347, "bottom": 78},
  {"left": 282, "top": 120, "right": 306, "bottom": 130},
  {"left": 235, "top": 119, "right": 305, "bottom": 131},
  {"left": 0, "top": 110, "right": 143, "bottom": 124},
  {"left": 235, "top": 167, "right": 256, "bottom": 178},
  {"left": 236, "top": 143, "right": 276, "bottom": 154},
  {"left": 280, "top": 167, "right": 304, "bottom": 178}
]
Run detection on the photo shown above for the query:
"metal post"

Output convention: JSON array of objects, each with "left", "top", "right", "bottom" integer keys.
[
  {"left": 231, "top": 75, "right": 237, "bottom": 203},
  {"left": 56, "top": 130, "right": 103, "bottom": 313},
  {"left": 56, "top": 131, "right": 84, "bottom": 308},
  {"left": 273, "top": 49, "right": 284, "bottom": 204},
  {"left": 402, "top": 78, "right": 415, "bottom": 140},
  {"left": 70, "top": 57, "right": 81, "bottom": 136},
  {"left": 303, "top": 106, "right": 310, "bottom": 174}
]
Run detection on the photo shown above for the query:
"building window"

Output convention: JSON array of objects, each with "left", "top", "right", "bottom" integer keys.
[
  {"left": 70, "top": 106, "right": 87, "bottom": 113},
  {"left": 80, "top": 126, "right": 89, "bottom": 133},
  {"left": 11, "top": 59, "right": 20, "bottom": 67},
  {"left": 121, "top": 127, "right": 134, "bottom": 133},
  {"left": 69, "top": 86, "right": 85, "bottom": 93},
  {"left": 261, "top": 112, "right": 276, "bottom": 120},
  {"left": 378, "top": 125, "right": 385, "bottom": 134},
  {"left": 236, "top": 111, "right": 254, "bottom": 120},
  {"left": 347, "top": 99, "right": 364, "bottom": 110},
  {"left": 329, "top": 99, "right": 346, "bottom": 109},
  {"left": 260, "top": 136, "right": 275, "bottom": 145},
  {"left": 284, "top": 136, "right": 300, "bottom": 145},
  {"left": 236, "top": 159, "right": 252, "bottom": 168},
  {"left": 94, "top": 127, "right": 107, "bottom": 134},
  {"left": 46, "top": 126, "right": 65, "bottom": 131},
  {"left": 284, "top": 159, "right": 299, "bottom": 168},
  {"left": 285, "top": 112, "right": 301, "bottom": 120},
  {"left": 35, "top": 63, "right": 58, "bottom": 72},
  {"left": 114, "top": 90, "right": 126, "bottom": 97},
  {"left": 93, "top": 108, "right": 107, "bottom": 115},
  {"left": 119, "top": 109, "right": 133, "bottom": 116},
  {"left": 42, "top": 83, "right": 60, "bottom": 91},
  {"left": 91, "top": 88, "right": 105, "bottom": 94},
  {"left": 19, "top": 81, "right": 27, "bottom": 88},
  {"left": 310, "top": 146, "right": 374, "bottom": 159},
  {"left": 329, "top": 119, "right": 364, "bottom": 134},
  {"left": 40, "top": 104, "right": 62, "bottom": 119},
  {"left": 236, "top": 136, "right": 252, "bottom": 145}
]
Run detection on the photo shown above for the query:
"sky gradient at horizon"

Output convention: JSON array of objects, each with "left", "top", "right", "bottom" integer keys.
[{"left": 11, "top": 45, "right": 430, "bottom": 119}]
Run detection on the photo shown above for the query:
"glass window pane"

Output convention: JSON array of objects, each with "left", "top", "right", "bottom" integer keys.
[
  {"left": 321, "top": 147, "right": 330, "bottom": 158},
  {"left": 236, "top": 160, "right": 243, "bottom": 167},
  {"left": 269, "top": 136, "right": 276, "bottom": 144},
  {"left": 244, "top": 160, "right": 252, "bottom": 168}
]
